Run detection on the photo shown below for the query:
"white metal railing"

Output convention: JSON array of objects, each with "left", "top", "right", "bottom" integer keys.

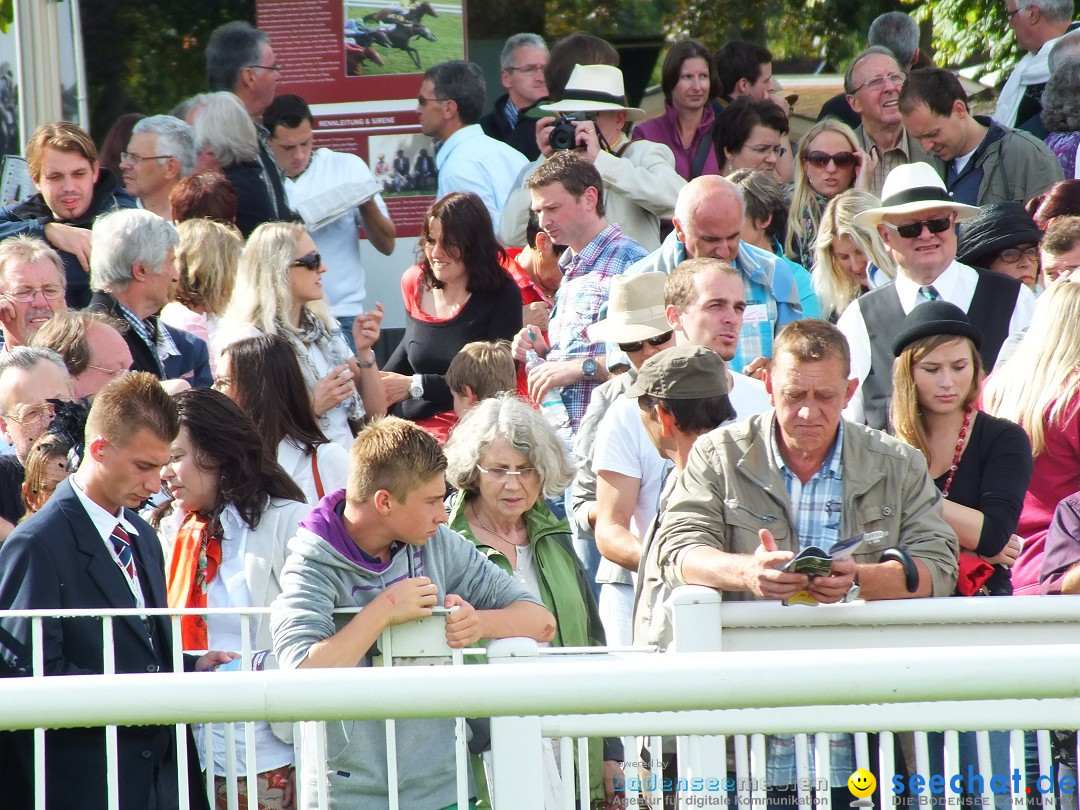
[{"left": 4, "top": 595, "right": 1080, "bottom": 808}]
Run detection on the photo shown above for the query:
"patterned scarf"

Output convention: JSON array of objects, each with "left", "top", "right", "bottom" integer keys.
[
  {"left": 166, "top": 512, "right": 223, "bottom": 651},
  {"left": 277, "top": 310, "right": 365, "bottom": 423}
]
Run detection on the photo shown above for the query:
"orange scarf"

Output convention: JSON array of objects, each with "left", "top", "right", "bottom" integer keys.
[{"left": 166, "top": 513, "right": 222, "bottom": 650}]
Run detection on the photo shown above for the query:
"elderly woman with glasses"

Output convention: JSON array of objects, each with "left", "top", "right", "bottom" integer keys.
[
  {"left": 785, "top": 118, "right": 874, "bottom": 269},
  {"left": 443, "top": 393, "right": 619, "bottom": 805},
  {"left": 957, "top": 202, "right": 1044, "bottom": 293},
  {"left": 218, "top": 221, "right": 386, "bottom": 449}
]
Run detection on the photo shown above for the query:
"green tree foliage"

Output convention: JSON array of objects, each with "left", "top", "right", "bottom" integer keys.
[
  {"left": 80, "top": 0, "right": 254, "bottom": 140},
  {"left": 910, "top": 0, "right": 1017, "bottom": 77}
]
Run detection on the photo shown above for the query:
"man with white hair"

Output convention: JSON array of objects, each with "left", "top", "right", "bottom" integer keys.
[
  {"left": 837, "top": 162, "right": 1036, "bottom": 429},
  {"left": 995, "top": 0, "right": 1080, "bottom": 132},
  {"left": 86, "top": 209, "right": 210, "bottom": 391},
  {"left": 479, "top": 33, "right": 549, "bottom": 159},
  {"left": 119, "top": 115, "right": 196, "bottom": 220},
  {"left": 187, "top": 91, "right": 280, "bottom": 236},
  {"left": 0, "top": 346, "right": 73, "bottom": 536},
  {"left": 626, "top": 174, "right": 802, "bottom": 375},
  {"left": 0, "top": 236, "right": 67, "bottom": 352}
]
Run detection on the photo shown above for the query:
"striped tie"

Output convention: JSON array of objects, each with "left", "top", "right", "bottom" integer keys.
[
  {"left": 919, "top": 285, "right": 941, "bottom": 302},
  {"left": 110, "top": 524, "right": 137, "bottom": 585}
]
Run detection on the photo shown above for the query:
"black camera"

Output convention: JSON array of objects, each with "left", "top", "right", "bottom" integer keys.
[{"left": 549, "top": 112, "right": 597, "bottom": 152}]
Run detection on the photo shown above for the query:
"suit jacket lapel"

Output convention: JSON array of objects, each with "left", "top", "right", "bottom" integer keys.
[{"left": 56, "top": 481, "right": 156, "bottom": 656}]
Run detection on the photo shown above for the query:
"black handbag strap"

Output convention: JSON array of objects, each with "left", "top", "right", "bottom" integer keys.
[{"left": 689, "top": 122, "right": 716, "bottom": 179}]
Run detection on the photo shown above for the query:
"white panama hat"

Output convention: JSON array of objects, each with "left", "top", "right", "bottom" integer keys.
[
  {"left": 853, "top": 162, "right": 981, "bottom": 228},
  {"left": 539, "top": 64, "right": 646, "bottom": 121}
]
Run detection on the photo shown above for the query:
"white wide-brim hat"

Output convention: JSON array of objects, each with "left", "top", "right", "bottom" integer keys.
[
  {"left": 853, "top": 162, "right": 981, "bottom": 228},
  {"left": 586, "top": 272, "right": 670, "bottom": 343},
  {"left": 539, "top": 64, "right": 646, "bottom": 121}
]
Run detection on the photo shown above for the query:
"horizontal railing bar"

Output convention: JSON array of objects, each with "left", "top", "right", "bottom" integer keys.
[
  {"left": 4, "top": 645, "right": 1080, "bottom": 731},
  {"left": 672, "top": 589, "right": 1080, "bottom": 628},
  {"left": 539, "top": 698, "right": 1080, "bottom": 736}
]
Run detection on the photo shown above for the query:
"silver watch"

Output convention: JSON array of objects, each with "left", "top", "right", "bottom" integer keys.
[{"left": 408, "top": 374, "right": 424, "bottom": 399}]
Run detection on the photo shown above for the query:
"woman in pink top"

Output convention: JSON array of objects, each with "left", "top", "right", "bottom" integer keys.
[
  {"left": 631, "top": 40, "right": 720, "bottom": 181},
  {"left": 983, "top": 282, "right": 1080, "bottom": 593}
]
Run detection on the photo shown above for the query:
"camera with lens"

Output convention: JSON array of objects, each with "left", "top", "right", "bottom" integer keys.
[{"left": 549, "top": 112, "right": 597, "bottom": 152}]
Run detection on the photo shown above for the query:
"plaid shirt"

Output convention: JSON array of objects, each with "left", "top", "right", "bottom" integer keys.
[
  {"left": 767, "top": 418, "right": 852, "bottom": 785},
  {"left": 545, "top": 224, "right": 648, "bottom": 430},
  {"left": 771, "top": 418, "right": 845, "bottom": 553}
]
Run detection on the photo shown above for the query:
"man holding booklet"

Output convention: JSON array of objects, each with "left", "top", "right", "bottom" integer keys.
[{"left": 651, "top": 318, "right": 958, "bottom": 605}]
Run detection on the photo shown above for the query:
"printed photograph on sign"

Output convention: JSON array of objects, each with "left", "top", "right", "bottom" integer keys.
[
  {"left": 368, "top": 134, "right": 438, "bottom": 197},
  {"left": 343, "top": 1, "right": 463, "bottom": 75}
]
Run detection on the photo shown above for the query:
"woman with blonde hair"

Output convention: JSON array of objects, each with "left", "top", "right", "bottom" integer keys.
[
  {"left": 160, "top": 218, "right": 243, "bottom": 367},
  {"left": 785, "top": 118, "right": 874, "bottom": 268},
  {"left": 219, "top": 221, "right": 386, "bottom": 448},
  {"left": 983, "top": 282, "right": 1080, "bottom": 594},
  {"left": 812, "top": 189, "right": 895, "bottom": 320}
]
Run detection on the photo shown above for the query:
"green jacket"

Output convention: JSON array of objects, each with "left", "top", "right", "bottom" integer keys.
[
  {"left": 448, "top": 492, "right": 611, "bottom": 803},
  {"left": 448, "top": 492, "right": 604, "bottom": 650}
]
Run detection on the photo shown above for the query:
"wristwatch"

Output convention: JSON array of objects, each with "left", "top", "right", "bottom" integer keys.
[
  {"left": 581, "top": 357, "right": 599, "bottom": 379},
  {"left": 409, "top": 374, "right": 424, "bottom": 399}
]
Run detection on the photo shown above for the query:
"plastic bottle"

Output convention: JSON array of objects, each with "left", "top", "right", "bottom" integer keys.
[{"left": 525, "top": 351, "right": 573, "bottom": 449}]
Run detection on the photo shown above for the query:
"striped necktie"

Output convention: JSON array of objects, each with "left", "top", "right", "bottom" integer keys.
[
  {"left": 919, "top": 285, "right": 941, "bottom": 302},
  {"left": 110, "top": 524, "right": 137, "bottom": 585}
]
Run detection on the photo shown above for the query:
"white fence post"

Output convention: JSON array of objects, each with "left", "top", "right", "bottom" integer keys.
[
  {"left": 487, "top": 638, "right": 545, "bottom": 810},
  {"left": 672, "top": 586, "right": 728, "bottom": 805}
]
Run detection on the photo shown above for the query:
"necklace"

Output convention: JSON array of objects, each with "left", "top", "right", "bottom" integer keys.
[
  {"left": 940, "top": 406, "right": 973, "bottom": 498},
  {"left": 469, "top": 503, "right": 528, "bottom": 547}
]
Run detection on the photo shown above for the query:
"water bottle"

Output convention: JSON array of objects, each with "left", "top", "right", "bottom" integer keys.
[{"left": 526, "top": 351, "right": 573, "bottom": 450}]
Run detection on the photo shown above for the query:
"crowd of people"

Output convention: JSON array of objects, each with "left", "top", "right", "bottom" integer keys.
[{"left": 0, "top": 7, "right": 1080, "bottom": 809}]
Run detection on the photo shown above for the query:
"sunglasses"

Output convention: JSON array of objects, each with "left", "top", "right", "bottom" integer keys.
[
  {"left": 882, "top": 216, "right": 953, "bottom": 239},
  {"left": 618, "top": 331, "right": 674, "bottom": 353},
  {"left": 804, "top": 151, "right": 858, "bottom": 168},
  {"left": 291, "top": 251, "right": 322, "bottom": 270}
]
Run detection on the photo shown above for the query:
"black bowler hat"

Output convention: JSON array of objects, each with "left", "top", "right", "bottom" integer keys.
[
  {"left": 891, "top": 301, "right": 983, "bottom": 357},
  {"left": 956, "top": 202, "right": 1042, "bottom": 266}
]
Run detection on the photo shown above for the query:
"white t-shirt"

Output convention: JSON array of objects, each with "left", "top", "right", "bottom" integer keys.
[
  {"left": 728, "top": 371, "right": 771, "bottom": 422},
  {"left": 284, "top": 148, "right": 389, "bottom": 317}
]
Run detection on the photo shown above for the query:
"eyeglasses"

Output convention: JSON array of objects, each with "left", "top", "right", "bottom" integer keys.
[
  {"left": 618, "top": 331, "right": 675, "bottom": 353},
  {"left": 120, "top": 152, "right": 173, "bottom": 165},
  {"left": 882, "top": 216, "right": 954, "bottom": 239},
  {"left": 86, "top": 364, "right": 129, "bottom": 378},
  {"left": 212, "top": 376, "right": 231, "bottom": 390},
  {"left": 804, "top": 151, "right": 858, "bottom": 168},
  {"left": 476, "top": 464, "right": 539, "bottom": 481},
  {"left": 417, "top": 95, "right": 446, "bottom": 106},
  {"left": 2, "top": 285, "right": 65, "bottom": 303},
  {"left": 1005, "top": 5, "right": 1024, "bottom": 18},
  {"left": 997, "top": 245, "right": 1040, "bottom": 263},
  {"left": 506, "top": 64, "right": 545, "bottom": 75},
  {"left": 291, "top": 252, "right": 322, "bottom": 271},
  {"left": 247, "top": 63, "right": 281, "bottom": 72},
  {"left": 852, "top": 72, "right": 906, "bottom": 93},
  {"left": 745, "top": 143, "right": 787, "bottom": 157},
  {"left": 4, "top": 402, "right": 56, "bottom": 427}
]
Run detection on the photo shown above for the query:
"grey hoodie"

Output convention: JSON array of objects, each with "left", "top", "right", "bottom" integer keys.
[{"left": 270, "top": 491, "right": 542, "bottom": 809}]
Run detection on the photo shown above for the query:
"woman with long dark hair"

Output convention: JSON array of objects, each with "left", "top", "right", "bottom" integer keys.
[
  {"left": 217, "top": 333, "right": 349, "bottom": 504},
  {"left": 381, "top": 191, "right": 522, "bottom": 439},
  {"left": 160, "top": 388, "right": 308, "bottom": 809}
]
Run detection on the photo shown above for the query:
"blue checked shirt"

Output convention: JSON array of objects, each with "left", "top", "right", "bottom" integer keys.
[
  {"left": 545, "top": 224, "right": 648, "bottom": 431},
  {"left": 767, "top": 418, "right": 852, "bottom": 786},
  {"left": 772, "top": 419, "right": 845, "bottom": 553}
]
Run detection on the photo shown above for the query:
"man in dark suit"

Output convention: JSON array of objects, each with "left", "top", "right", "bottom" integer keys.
[
  {"left": 0, "top": 372, "right": 228, "bottom": 809},
  {"left": 85, "top": 208, "right": 212, "bottom": 391}
]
